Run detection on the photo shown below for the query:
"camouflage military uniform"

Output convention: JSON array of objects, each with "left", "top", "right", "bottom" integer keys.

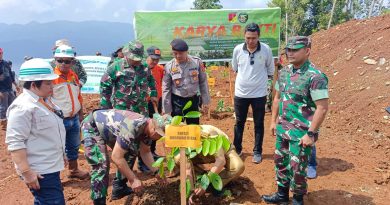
[
  {"left": 50, "top": 59, "right": 87, "bottom": 85},
  {"left": 100, "top": 58, "right": 157, "bottom": 116},
  {"left": 266, "top": 77, "right": 273, "bottom": 110},
  {"left": 274, "top": 60, "right": 329, "bottom": 194},
  {"left": 81, "top": 109, "right": 152, "bottom": 200}
]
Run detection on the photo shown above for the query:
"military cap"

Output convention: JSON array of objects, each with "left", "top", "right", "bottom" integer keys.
[
  {"left": 286, "top": 36, "right": 311, "bottom": 49},
  {"left": 170, "top": 38, "right": 189, "bottom": 51},
  {"left": 122, "top": 41, "right": 144, "bottom": 61}
]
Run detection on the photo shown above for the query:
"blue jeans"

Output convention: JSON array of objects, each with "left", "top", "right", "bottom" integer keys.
[
  {"left": 63, "top": 115, "right": 81, "bottom": 160},
  {"left": 309, "top": 145, "right": 317, "bottom": 167},
  {"left": 30, "top": 172, "right": 65, "bottom": 205}
]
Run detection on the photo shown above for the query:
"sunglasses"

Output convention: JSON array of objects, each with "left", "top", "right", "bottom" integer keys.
[
  {"left": 56, "top": 59, "right": 72, "bottom": 64},
  {"left": 249, "top": 53, "right": 255, "bottom": 65}
]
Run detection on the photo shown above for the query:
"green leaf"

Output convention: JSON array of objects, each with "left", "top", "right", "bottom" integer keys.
[
  {"left": 216, "top": 135, "right": 223, "bottom": 151},
  {"left": 159, "top": 163, "right": 164, "bottom": 178},
  {"left": 184, "top": 111, "right": 201, "bottom": 119},
  {"left": 209, "top": 172, "right": 223, "bottom": 191},
  {"left": 173, "top": 147, "right": 180, "bottom": 156},
  {"left": 209, "top": 138, "right": 217, "bottom": 155},
  {"left": 186, "top": 178, "right": 192, "bottom": 198},
  {"left": 189, "top": 151, "right": 197, "bottom": 159},
  {"left": 152, "top": 157, "right": 165, "bottom": 168},
  {"left": 202, "top": 139, "right": 210, "bottom": 156},
  {"left": 185, "top": 147, "right": 191, "bottom": 155},
  {"left": 223, "top": 189, "right": 232, "bottom": 197},
  {"left": 183, "top": 101, "right": 192, "bottom": 111},
  {"left": 222, "top": 136, "right": 231, "bottom": 152},
  {"left": 167, "top": 157, "right": 175, "bottom": 172},
  {"left": 171, "top": 116, "right": 182, "bottom": 125},
  {"left": 200, "top": 174, "right": 210, "bottom": 190},
  {"left": 196, "top": 146, "right": 202, "bottom": 154}
]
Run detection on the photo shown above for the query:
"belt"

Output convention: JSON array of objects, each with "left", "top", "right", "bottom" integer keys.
[
  {"left": 64, "top": 115, "right": 78, "bottom": 120},
  {"left": 172, "top": 93, "right": 198, "bottom": 101}
]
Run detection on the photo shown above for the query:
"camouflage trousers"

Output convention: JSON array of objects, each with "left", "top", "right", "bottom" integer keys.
[
  {"left": 81, "top": 113, "right": 135, "bottom": 200},
  {"left": 266, "top": 79, "right": 273, "bottom": 110},
  {"left": 274, "top": 135, "right": 312, "bottom": 195}
]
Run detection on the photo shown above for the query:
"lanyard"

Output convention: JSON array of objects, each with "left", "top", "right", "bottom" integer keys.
[{"left": 38, "top": 98, "right": 64, "bottom": 119}]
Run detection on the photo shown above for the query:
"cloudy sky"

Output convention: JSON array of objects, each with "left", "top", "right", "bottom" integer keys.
[{"left": 0, "top": 0, "right": 269, "bottom": 24}]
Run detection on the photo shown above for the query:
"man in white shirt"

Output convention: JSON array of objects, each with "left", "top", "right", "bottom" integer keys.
[{"left": 231, "top": 23, "right": 275, "bottom": 164}]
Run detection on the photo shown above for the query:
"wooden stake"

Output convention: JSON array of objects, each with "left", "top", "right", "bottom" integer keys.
[{"left": 180, "top": 148, "right": 187, "bottom": 205}]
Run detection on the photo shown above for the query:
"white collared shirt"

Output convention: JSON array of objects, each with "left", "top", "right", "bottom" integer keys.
[
  {"left": 6, "top": 89, "right": 66, "bottom": 175},
  {"left": 232, "top": 42, "right": 275, "bottom": 98}
]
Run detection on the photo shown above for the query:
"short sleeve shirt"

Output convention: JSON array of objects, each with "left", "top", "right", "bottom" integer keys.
[{"left": 275, "top": 60, "right": 329, "bottom": 140}]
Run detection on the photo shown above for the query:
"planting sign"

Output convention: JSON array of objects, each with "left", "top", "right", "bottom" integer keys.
[
  {"left": 134, "top": 8, "right": 281, "bottom": 62},
  {"left": 165, "top": 125, "right": 201, "bottom": 148}
]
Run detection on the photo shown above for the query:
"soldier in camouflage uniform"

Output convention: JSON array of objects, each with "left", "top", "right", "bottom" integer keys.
[
  {"left": 81, "top": 109, "right": 170, "bottom": 205},
  {"left": 262, "top": 36, "right": 329, "bottom": 205},
  {"left": 100, "top": 41, "right": 158, "bottom": 116},
  {"left": 50, "top": 39, "right": 88, "bottom": 85}
]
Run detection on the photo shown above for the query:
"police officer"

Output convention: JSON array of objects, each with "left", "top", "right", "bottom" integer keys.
[{"left": 162, "top": 38, "right": 210, "bottom": 124}]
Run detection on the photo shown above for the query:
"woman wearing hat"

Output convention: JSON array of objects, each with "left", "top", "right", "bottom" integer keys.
[
  {"left": 81, "top": 109, "right": 170, "bottom": 205},
  {"left": 5, "top": 58, "right": 66, "bottom": 204}
]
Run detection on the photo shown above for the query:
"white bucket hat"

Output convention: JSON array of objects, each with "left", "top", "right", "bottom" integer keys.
[
  {"left": 54, "top": 45, "right": 75, "bottom": 58},
  {"left": 53, "top": 39, "right": 72, "bottom": 50},
  {"left": 18, "top": 58, "right": 59, "bottom": 81}
]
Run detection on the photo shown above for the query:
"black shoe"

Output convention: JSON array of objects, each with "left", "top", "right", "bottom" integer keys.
[
  {"left": 262, "top": 186, "right": 289, "bottom": 204},
  {"left": 292, "top": 194, "right": 304, "bottom": 205},
  {"left": 111, "top": 178, "right": 133, "bottom": 200},
  {"left": 93, "top": 197, "right": 106, "bottom": 205}
]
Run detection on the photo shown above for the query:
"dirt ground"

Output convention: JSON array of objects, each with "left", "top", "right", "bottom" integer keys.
[{"left": 0, "top": 14, "right": 389, "bottom": 205}]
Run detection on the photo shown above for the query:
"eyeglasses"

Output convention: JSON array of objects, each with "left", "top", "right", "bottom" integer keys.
[
  {"left": 56, "top": 59, "right": 72, "bottom": 64},
  {"left": 249, "top": 53, "right": 255, "bottom": 65}
]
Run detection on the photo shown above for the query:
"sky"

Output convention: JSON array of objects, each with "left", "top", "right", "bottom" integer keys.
[{"left": 0, "top": 0, "right": 269, "bottom": 24}]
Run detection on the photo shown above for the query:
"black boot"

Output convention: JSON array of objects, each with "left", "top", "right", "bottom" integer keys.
[
  {"left": 93, "top": 197, "right": 106, "bottom": 205},
  {"left": 292, "top": 194, "right": 304, "bottom": 205},
  {"left": 111, "top": 178, "right": 133, "bottom": 200},
  {"left": 262, "top": 186, "right": 289, "bottom": 204}
]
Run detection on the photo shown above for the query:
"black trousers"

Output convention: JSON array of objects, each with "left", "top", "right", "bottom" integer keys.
[
  {"left": 148, "top": 98, "right": 162, "bottom": 153},
  {"left": 233, "top": 96, "right": 266, "bottom": 155},
  {"left": 171, "top": 94, "right": 200, "bottom": 125}
]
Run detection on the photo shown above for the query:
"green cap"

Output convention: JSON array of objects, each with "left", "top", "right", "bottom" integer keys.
[
  {"left": 122, "top": 41, "right": 144, "bottom": 61},
  {"left": 286, "top": 36, "right": 311, "bottom": 49}
]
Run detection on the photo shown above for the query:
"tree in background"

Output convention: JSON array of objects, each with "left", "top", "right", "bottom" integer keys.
[
  {"left": 192, "top": 0, "right": 223, "bottom": 9},
  {"left": 268, "top": 0, "right": 389, "bottom": 41}
]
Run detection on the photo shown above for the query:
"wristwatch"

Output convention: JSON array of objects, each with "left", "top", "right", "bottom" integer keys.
[{"left": 307, "top": 131, "right": 319, "bottom": 142}]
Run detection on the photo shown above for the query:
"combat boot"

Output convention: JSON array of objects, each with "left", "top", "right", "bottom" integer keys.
[
  {"left": 111, "top": 178, "right": 133, "bottom": 200},
  {"left": 262, "top": 186, "right": 289, "bottom": 204},
  {"left": 292, "top": 194, "right": 304, "bottom": 205},
  {"left": 93, "top": 197, "right": 106, "bottom": 205}
]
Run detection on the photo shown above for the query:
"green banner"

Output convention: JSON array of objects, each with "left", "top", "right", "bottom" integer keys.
[{"left": 134, "top": 8, "right": 281, "bottom": 62}]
